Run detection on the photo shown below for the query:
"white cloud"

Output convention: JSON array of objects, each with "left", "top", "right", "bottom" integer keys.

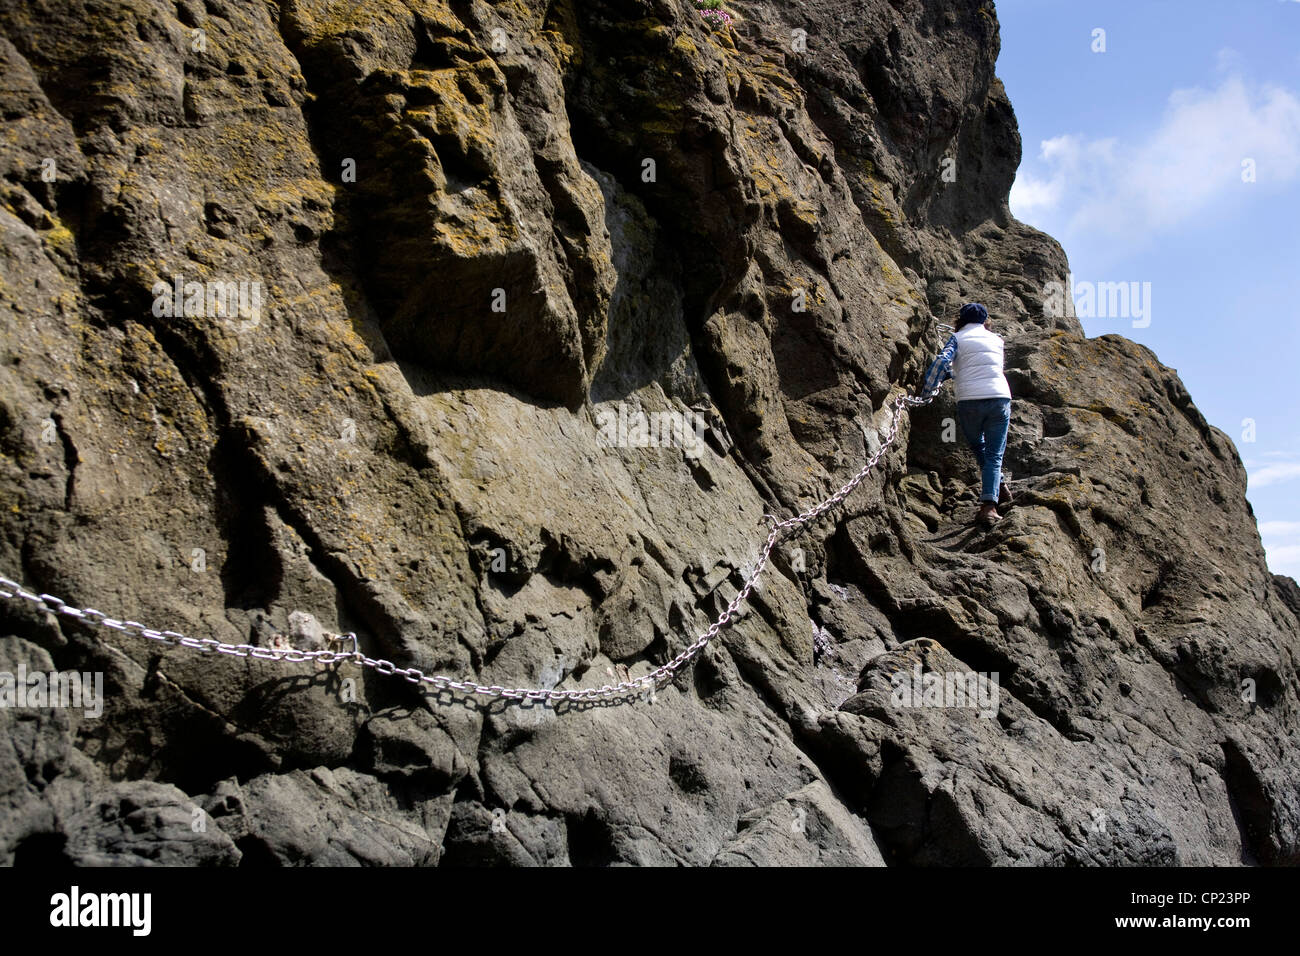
[
  {"left": 1244, "top": 464, "right": 1300, "bottom": 576},
  {"left": 1259, "top": 520, "right": 1300, "bottom": 580},
  {"left": 1214, "top": 47, "right": 1243, "bottom": 74},
  {"left": 1268, "top": 547, "right": 1300, "bottom": 580},
  {"left": 1248, "top": 461, "right": 1300, "bottom": 488},
  {"left": 1010, "top": 75, "right": 1300, "bottom": 243},
  {"left": 1007, "top": 171, "right": 1062, "bottom": 215},
  {"left": 1259, "top": 521, "right": 1300, "bottom": 536}
]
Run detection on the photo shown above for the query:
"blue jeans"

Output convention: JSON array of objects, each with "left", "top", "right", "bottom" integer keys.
[{"left": 956, "top": 398, "right": 1011, "bottom": 503}]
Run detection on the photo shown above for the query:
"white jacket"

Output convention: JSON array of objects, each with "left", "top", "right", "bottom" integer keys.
[{"left": 951, "top": 324, "right": 1011, "bottom": 401}]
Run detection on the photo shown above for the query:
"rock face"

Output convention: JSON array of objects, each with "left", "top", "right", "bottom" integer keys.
[{"left": 0, "top": 0, "right": 1295, "bottom": 866}]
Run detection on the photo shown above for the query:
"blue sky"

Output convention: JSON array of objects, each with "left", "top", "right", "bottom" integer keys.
[{"left": 996, "top": 0, "right": 1300, "bottom": 580}]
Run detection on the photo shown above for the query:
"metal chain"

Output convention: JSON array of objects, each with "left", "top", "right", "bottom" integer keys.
[{"left": 0, "top": 385, "right": 942, "bottom": 704}]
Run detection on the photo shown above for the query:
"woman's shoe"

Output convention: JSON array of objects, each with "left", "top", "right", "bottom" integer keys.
[
  {"left": 976, "top": 502, "right": 1001, "bottom": 527},
  {"left": 998, "top": 482, "right": 1013, "bottom": 507}
]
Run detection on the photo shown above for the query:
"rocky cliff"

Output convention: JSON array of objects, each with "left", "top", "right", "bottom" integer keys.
[{"left": 0, "top": 0, "right": 1296, "bottom": 866}]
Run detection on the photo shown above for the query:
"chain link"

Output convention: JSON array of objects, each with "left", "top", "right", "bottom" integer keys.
[{"left": 0, "top": 386, "right": 941, "bottom": 704}]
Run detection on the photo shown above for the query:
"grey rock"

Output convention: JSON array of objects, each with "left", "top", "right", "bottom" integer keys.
[{"left": 711, "top": 781, "right": 886, "bottom": 866}]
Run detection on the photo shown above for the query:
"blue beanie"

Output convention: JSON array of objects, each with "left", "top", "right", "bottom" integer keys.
[{"left": 956, "top": 303, "right": 988, "bottom": 329}]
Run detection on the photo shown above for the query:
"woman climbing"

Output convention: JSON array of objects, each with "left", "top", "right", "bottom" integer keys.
[{"left": 922, "top": 303, "right": 1013, "bottom": 528}]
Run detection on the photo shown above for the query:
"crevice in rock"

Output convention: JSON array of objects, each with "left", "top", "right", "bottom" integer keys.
[
  {"left": 1141, "top": 559, "right": 1177, "bottom": 611},
  {"left": 722, "top": 638, "right": 900, "bottom": 863},
  {"left": 11, "top": 830, "right": 73, "bottom": 867},
  {"left": 1219, "top": 739, "right": 1279, "bottom": 865},
  {"left": 49, "top": 414, "right": 77, "bottom": 512},
  {"left": 234, "top": 833, "right": 282, "bottom": 867},
  {"left": 564, "top": 807, "right": 619, "bottom": 866}
]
